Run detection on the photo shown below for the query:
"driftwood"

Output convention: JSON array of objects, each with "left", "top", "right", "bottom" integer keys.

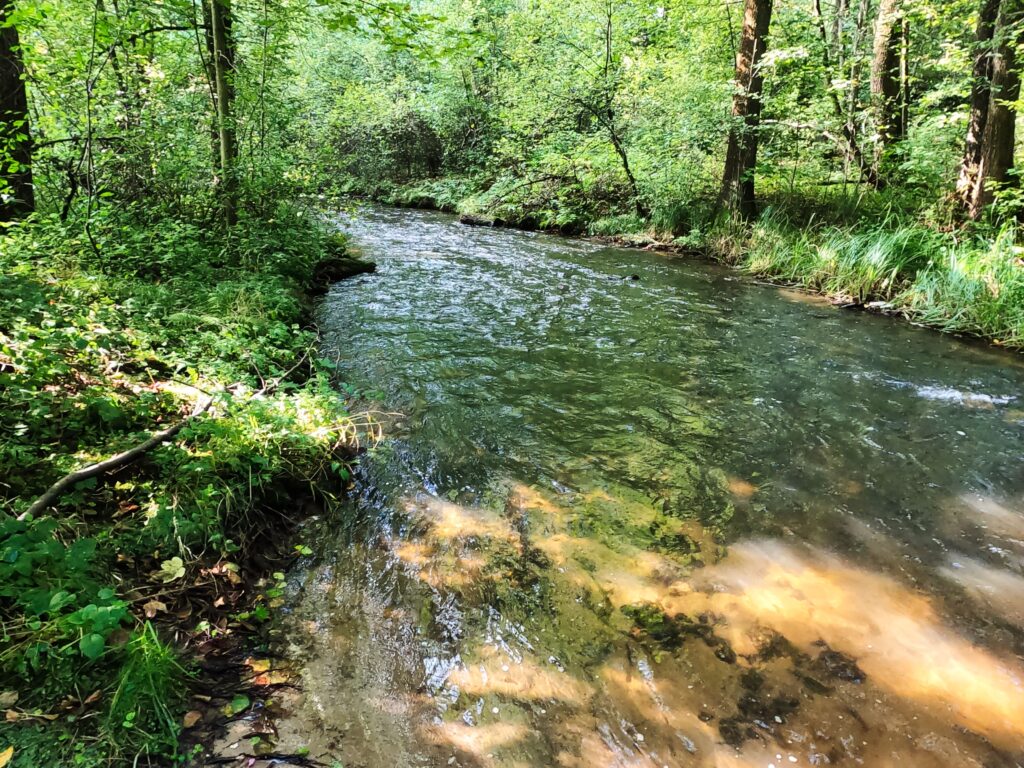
[{"left": 19, "top": 393, "right": 216, "bottom": 521}]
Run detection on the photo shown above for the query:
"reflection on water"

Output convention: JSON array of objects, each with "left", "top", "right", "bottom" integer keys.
[{"left": 273, "top": 206, "right": 1023, "bottom": 766}]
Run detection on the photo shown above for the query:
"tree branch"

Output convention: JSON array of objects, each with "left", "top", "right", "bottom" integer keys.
[{"left": 18, "top": 393, "right": 216, "bottom": 521}]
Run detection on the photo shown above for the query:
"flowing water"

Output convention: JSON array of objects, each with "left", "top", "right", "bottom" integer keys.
[{"left": 256, "top": 207, "right": 1024, "bottom": 766}]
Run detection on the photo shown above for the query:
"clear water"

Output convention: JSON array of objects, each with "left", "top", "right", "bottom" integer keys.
[{"left": 273, "top": 206, "right": 1024, "bottom": 767}]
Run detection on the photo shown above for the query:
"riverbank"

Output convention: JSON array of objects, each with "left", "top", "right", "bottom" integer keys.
[
  {"left": 343, "top": 176, "right": 1023, "bottom": 351},
  {"left": 0, "top": 205, "right": 373, "bottom": 766}
]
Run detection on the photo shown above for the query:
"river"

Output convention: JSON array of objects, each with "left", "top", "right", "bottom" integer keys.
[{"left": 244, "top": 206, "right": 1024, "bottom": 767}]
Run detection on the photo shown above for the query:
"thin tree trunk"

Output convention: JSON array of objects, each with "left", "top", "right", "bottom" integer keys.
[
  {"left": 871, "top": 0, "right": 906, "bottom": 159},
  {"left": 0, "top": 0, "right": 33, "bottom": 221},
  {"left": 811, "top": 0, "right": 881, "bottom": 187},
  {"left": 720, "top": 0, "right": 773, "bottom": 219},
  {"left": 968, "top": 0, "right": 1023, "bottom": 219},
  {"left": 957, "top": 0, "right": 1002, "bottom": 206},
  {"left": 209, "top": 0, "right": 237, "bottom": 226},
  {"left": 900, "top": 17, "right": 910, "bottom": 137},
  {"left": 609, "top": 127, "right": 647, "bottom": 218}
]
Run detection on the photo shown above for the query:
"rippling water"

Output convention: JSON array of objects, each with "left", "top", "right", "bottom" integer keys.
[{"left": 273, "top": 206, "right": 1024, "bottom": 767}]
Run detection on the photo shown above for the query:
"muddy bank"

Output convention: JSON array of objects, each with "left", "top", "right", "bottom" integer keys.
[{"left": 178, "top": 255, "right": 375, "bottom": 768}]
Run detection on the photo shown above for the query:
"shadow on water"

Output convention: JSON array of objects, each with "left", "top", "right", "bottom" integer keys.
[{"left": 229, "top": 205, "right": 1024, "bottom": 767}]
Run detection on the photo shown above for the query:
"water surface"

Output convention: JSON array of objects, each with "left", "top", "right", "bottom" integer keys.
[{"left": 277, "top": 206, "right": 1024, "bottom": 767}]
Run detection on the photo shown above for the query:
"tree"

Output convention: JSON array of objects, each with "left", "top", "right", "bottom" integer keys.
[
  {"left": 810, "top": 0, "right": 881, "bottom": 187},
  {"left": 957, "top": 0, "right": 1003, "bottom": 209},
  {"left": 0, "top": 0, "right": 33, "bottom": 221},
  {"left": 572, "top": 0, "right": 647, "bottom": 218},
  {"left": 209, "top": 0, "right": 238, "bottom": 226},
  {"left": 961, "top": 0, "right": 1023, "bottom": 218},
  {"left": 720, "top": 0, "right": 773, "bottom": 219},
  {"left": 871, "top": 0, "right": 908, "bottom": 161}
]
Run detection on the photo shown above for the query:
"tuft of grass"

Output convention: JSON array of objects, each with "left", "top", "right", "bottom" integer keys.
[
  {"left": 104, "top": 623, "right": 187, "bottom": 761},
  {"left": 707, "top": 212, "right": 1024, "bottom": 348},
  {"left": 588, "top": 213, "right": 647, "bottom": 237},
  {"left": 900, "top": 227, "right": 1024, "bottom": 347}
]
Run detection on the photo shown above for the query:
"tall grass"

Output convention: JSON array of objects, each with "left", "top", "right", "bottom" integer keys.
[
  {"left": 902, "top": 228, "right": 1024, "bottom": 347},
  {"left": 104, "top": 623, "right": 187, "bottom": 761},
  {"left": 711, "top": 213, "right": 1024, "bottom": 349}
]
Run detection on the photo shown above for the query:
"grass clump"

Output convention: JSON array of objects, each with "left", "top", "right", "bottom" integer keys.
[{"left": 706, "top": 211, "right": 1023, "bottom": 348}]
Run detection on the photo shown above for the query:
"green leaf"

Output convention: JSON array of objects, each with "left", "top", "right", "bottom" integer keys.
[
  {"left": 227, "top": 694, "right": 250, "bottom": 715},
  {"left": 157, "top": 556, "right": 186, "bottom": 583},
  {"left": 79, "top": 633, "right": 105, "bottom": 660}
]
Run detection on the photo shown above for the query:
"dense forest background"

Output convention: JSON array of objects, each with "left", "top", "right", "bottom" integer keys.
[
  {"left": 0, "top": 0, "right": 1023, "bottom": 765},
  {"left": 2, "top": 0, "right": 1022, "bottom": 342}
]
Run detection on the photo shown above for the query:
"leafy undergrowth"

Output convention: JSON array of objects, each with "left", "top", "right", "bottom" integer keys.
[{"left": 0, "top": 203, "right": 369, "bottom": 766}]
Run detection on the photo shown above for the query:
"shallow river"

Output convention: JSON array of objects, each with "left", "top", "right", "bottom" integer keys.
[{"left": 273, "top": 206, "right": 1024, "bottom": 767}]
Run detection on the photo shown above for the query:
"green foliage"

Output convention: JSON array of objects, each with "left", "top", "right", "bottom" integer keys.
[
  {"left": 0, "top": 0, "right": 1022, "bottom": 761},
  {"left": 0, "top": 201, "right": 357, "bottom": 764},
  {"left": 0, "top": 516, "right": 129, "bottom": 682},
  {"left": 712, "top": 212, "right": 1024, "bottom": 346},
  {"left": 282, "top": 0, "right": 1023, "bottom": 346},
  {"left": 104, "top": 623, "right": 186, "bottom": 760}
]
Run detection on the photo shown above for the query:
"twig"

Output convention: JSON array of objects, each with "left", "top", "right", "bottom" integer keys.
[{"left": 19, "top": 393, "right": 216, "bottom": 521}]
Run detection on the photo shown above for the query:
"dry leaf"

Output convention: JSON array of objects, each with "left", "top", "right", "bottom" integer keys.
[
  {"left": 84, "top": 691, "right": 102, "bottom": 705},
  {"left": 246, "top": 658, "right": 271, "bottom": 673},
  {"left": 0, "top": 745, "right": 13, "bottom": 768},
  {"left": 143, "top": 600, "right": 168, "bottom": 618},
  {"left": 0, "top": 692, "right": 16, "bottom": 709},
  {"left": 254, "top": 671, "right": 290, "bottom": 686},
  {"left": 183, "top": 710, "right": 203, "bottom": 728},
  {"left": 4, "top": 711, "right": 18, "bottom": 722}
]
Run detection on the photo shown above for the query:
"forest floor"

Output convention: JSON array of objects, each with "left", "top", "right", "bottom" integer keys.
[{"left": 0, "top": 205, "right": 373, "bottom": 767}]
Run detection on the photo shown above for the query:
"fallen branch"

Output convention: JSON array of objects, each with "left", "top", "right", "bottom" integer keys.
[
  {"left": 19, "top": 393, "right": 216, "bottom": 521},
  {"left": 483, "top": 173, "right": 572, "bottom": 210}
]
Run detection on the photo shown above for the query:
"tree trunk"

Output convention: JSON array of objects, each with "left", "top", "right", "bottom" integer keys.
[
  {"left": 0, "top": 0, "right": 33, "bottom": 221},
  {"left": 720, "top": 0, "right": 773, "bottom": 219},
  {"left": 209, "top": 0, "right": 237, "bottom": 226},
  {"left": 967, "top": 1, "right": 1023, "bottom": 219},
  {"left": 811, "top": 0, "right": 882, "bottom": 187},
  {"left": 957, "top": 0, "right": 1002, "bottom": 207},
  {"left": 871, "top": 0, "right": 906, "bottom": 159}
]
